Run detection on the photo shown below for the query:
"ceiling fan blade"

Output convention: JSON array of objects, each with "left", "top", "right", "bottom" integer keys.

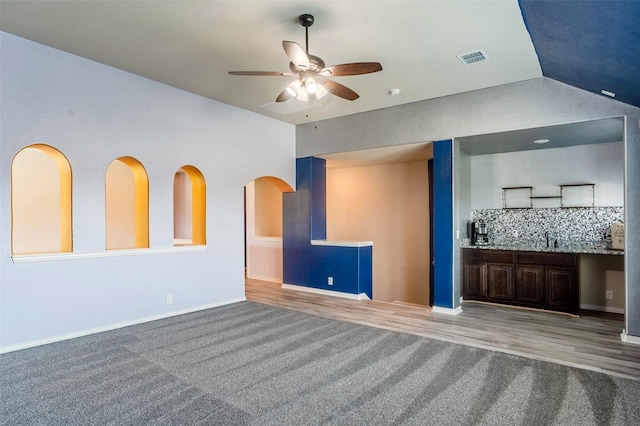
[
  {"left": 228, "top": 71, "right": 292, "bottom": 76},
  {"left": 283, "top": 41, "right": 310, "bottom": 69},
  {"left": 318, "top": 79, "right": 359, "bottom": 101},
  {"left": 323, "top": 62, "right": 383, "bottom": 76}
]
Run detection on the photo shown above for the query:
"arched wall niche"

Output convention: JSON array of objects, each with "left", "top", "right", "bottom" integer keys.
[
  {"left": 105, "top": 156, "right": 149, "bottom": 250},
  {"left": 11, "top": 144, "right": 73, "bottom": 255},
  {"left": 174, "top": 165, "right": 206, "bottom": 246}
]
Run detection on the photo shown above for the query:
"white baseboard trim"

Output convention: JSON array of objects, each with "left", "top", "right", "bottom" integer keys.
[
  {"left": 621, "top": 330, "right": 640, "bottom": 346},
  {"left": 580, "top": 304, "right": 625, "bottom": 314},
  {"left": 281, "top": 283, "right": 370, "bottom": 300},
  {"left": 246, "top": 274, "right": 282, "bottom": 283},
  {"left": 431, "top": 306, "right": 463, "bottom": 315},
  {"left": 0, "top": 297, "right": 246, "bottom": 354}
]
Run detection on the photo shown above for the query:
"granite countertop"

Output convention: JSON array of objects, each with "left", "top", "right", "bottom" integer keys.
[{"left": 460, "top": 241, "right": 624, "bottom": 256}]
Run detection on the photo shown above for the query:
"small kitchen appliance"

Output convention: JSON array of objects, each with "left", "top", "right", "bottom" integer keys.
[{"left": 471, "top": 220, "right": 490, "bottom": 246}]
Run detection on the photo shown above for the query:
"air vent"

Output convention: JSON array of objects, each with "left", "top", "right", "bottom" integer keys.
[{"left": 457, "top": 50, "right": 489, "bottom": 65}]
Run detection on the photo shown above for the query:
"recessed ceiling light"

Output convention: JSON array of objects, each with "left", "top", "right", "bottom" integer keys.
[
  {"left": 389, "top": 88, "right": 401, "bottom": 96},
  {"left": 533, "top": 139, "right": 550, "bottom": 144}
]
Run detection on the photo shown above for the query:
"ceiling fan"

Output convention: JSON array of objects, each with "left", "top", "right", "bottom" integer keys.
[{"left": 228, "top": 14, "right": 383, "bottom": 102}]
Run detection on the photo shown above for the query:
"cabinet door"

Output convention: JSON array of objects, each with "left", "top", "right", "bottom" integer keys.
[
  {"left": 463, "top": 261, "right": 487, "bottom": 299},
  {"left": 515, "top": 266, "right": 545, "bottom": 304},
  {"left": 488, "top": 263, "right": 514, "bottom": 301},
  {"left": 546, "top": 267, "right": 578, "bottom": 311}
]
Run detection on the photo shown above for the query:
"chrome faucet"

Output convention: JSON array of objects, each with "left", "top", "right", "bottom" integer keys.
[{"left": 545, "top": 232, "right": 549, "bottom": 248}]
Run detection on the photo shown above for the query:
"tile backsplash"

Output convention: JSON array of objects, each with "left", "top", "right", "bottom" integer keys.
[{"left": 471, "top": 207, "right": 623, "bottom": 248}]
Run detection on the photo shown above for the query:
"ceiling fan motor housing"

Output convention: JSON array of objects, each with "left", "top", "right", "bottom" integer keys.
[
  {"left": 299, "top": 14, "right": 314, "bottom": 27},
  {"left": 289, "top": 55, "right": 325, "bottom": 73}
]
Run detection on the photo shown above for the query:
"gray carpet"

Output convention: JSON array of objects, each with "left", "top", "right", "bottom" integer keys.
[{"left": 1, "top": 301, "right": 639, "bottom": 425}]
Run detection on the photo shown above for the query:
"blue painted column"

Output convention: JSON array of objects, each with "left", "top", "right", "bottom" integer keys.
[
  {"left": 283, "top": 157, "right": 324, "bottom": 285},
  {"left": 432, "top": 140, "right": 455, "bottom": 310}
]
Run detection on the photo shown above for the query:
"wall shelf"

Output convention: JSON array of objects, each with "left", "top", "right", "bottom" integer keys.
[
  {"left": 560, "top": 183, "right": 595, "bottom": 208},
  {"left": 502, "top": 184, "right": 595, "bottom": 209},
  {"left": 502, "top": 186, "right": 533, "bottom": 209}
]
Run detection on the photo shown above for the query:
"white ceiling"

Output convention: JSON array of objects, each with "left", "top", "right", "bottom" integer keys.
[{"left": 0, "top": 0, "right": 543, "bottom": 125}]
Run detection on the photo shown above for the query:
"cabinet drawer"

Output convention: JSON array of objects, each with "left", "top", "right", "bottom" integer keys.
[
  {"left": 463, "top": 249, "right": 514, "bottom": 264},
  {"left": 515, "top": 252, "right": 576, "bottom": 267}
]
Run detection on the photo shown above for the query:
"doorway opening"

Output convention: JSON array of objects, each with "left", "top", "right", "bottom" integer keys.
[{"left": 244, "top": 176, "right": 293, "bottom": 283}]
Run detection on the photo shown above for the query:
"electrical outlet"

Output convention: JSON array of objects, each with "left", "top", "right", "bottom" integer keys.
[
  {"left": 606, "top": 290, "right": 613, "bottom": 300},
  {"left": 513, "top": 230, "right": 519, "bottom": 238},
  {"left": 328, "top": 277, "right": 334, "bottom": 286},
  {"left": 166, "top": 294, "right": 173, "bottom": 305}
]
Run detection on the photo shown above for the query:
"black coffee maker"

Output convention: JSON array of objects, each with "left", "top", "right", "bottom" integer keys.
[{"left": 470, "top": 220, "right": 490, "bottom": 246}]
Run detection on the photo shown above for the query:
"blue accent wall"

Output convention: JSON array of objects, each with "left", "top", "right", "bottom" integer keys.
[
  {"left": 283, "top": 157, "right": 373, "bottom": 298},
  {"left": 519, "top": 0, "right": 640, "bottom": 108},
  {"left": 432, "top": 140, "right": 454, "bottom": 309}
]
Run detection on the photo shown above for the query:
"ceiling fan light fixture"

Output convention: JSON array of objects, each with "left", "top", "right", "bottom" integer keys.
[
  {"left": 305, "top": 77, "right": 319, "bottom": 95},
  {"left": 286, "top": 80, "right": 302, "bottom": 97}
]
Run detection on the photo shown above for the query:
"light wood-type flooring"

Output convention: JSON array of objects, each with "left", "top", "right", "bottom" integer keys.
[{"left": 245, "top": 278, "right": 640, "bottom": 380}]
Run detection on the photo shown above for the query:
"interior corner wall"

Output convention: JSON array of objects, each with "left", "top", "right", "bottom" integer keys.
[
  {"left": 326, "top": 160, "right": 430, "bottom": 305},
  {"left": 0, "top": 32, "right": 296, "bottom": 351},
  {"left": 296, "top": 77, "right": 640, "bottom": 335},
  {"left": 283, "top": 157, "right": 373, "bottom": 298}
]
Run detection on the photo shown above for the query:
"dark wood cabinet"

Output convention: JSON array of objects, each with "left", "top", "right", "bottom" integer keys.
[
  {"left": 463, "top": 261, "right": 487, "bottom": 298},
  {"left": 462, "top": 249, "right": 579, "bottom": 314},
  {"left": 546, "top": 267, "right": 577, "bottom": 309},
  {"left": 515, "top": 266, "right": 545, "bottom": 304},
  {"left": 488, "top": 263, "right": 514, "bottom": 301}
]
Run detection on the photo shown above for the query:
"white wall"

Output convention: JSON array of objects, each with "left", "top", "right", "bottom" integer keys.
[
  {"left": 0, "top": 33, "right": 295, "bottom": 351},
  {"left": 468, "top": 142, "right": 624, "bottom": 210}
]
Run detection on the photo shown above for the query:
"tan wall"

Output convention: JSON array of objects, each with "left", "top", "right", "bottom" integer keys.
[
  {"left": 580, "top": 254, "right": 625, "bottom": 313},
  {"left": 11, "top": 148, "right": 63, "bottom": 254},
  {"left": 105, "top": 160, "right": 136, "bottom": 250},
  {"left": 327, "top": 161, "right": 430, "bottom": 305},
  {"left": 254, "top": 177, "right": 283, "bottom": 237},
  {"left": 173, "top": 170, "right": 192, "bottom": 240}
]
